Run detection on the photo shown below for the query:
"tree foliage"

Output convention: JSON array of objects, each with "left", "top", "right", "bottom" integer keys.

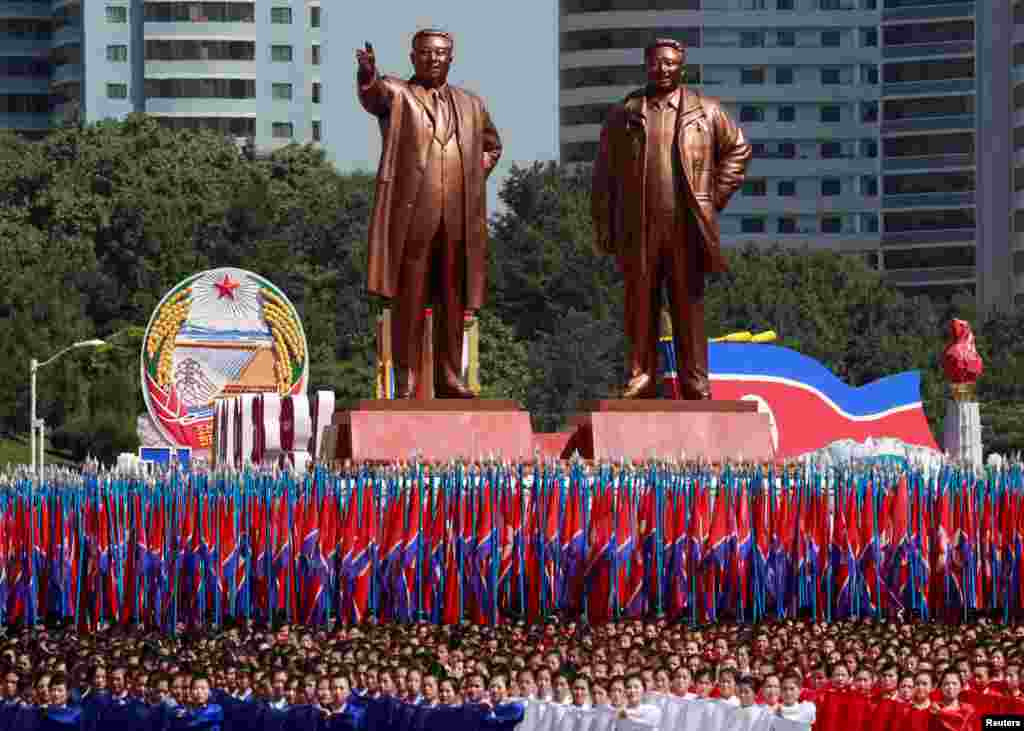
[{"left": 0, "top": 119, "right": 1020, "bottom": 457}]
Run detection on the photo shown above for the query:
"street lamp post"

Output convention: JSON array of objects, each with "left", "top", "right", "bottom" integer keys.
[{"left": 30, "top": 338, "right": 105, "bottom": 477}]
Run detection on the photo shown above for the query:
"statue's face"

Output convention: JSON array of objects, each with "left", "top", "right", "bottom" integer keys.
[
  {"left": 645, "top": 46, "right": 684, "bottom": 93},
  {"left": 411, "top": 35, "right": 453, "bottom": 88}
]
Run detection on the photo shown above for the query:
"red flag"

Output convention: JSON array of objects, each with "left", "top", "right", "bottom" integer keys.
[
  {"left": 350, "top": 486, "right": 376, "bottom": 622},
  {"left": 442, "top": 487, "right": 462, "bottom": 625},
  {"left": 584, "top": 485, "right": 614, "bottom": 624}
]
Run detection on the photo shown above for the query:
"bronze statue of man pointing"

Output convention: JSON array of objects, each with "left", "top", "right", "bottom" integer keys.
[{"left": 356, "top": 31, "right": 502, "bottom": 398}]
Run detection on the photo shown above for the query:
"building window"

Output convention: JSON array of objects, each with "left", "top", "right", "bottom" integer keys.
[
  {"left": 883, "top": 208, "right": 975, "bottom": 232},
  {"left": 272, "top": 122, "right": 293, "bottom": 139},
  {"left": 861, "top": 65, "right": 878, "bottom": 85},
  {"left": 778, "top": 105, "right": 795, "bottom": 122},
  {"left": 311, "top": 45, "right": 321, "bottom": 65},
  {"left": 106, "top": 5, "right": 128, "bottom": 23},
  {"left": 739, "top": 106, "right": 764, "bottom": 122},
  {"left": 145, "top": 40, "right": 255, "bottom": 61},
  {"left": 312, "top": 82, "right": 321, "bottom": 104},
  {"left": 860, "top": 27, "right": 878, "bottom": 47},
  {"left": 821, "top": 178, "right": 842, "bottom": 196},
  {"left": 778, "top": 180, "right": 796, "bottom": 196},
  {"left": 883, "top": 246, "right": 975, "bottom": 270},
  {"left": 863, "top": 213, "right": 879, "bottom": 232},
  {"left": 821, "top": 141, "right": 843, "bottom": 158},
  {"left": 778, "top": 217, "right": 797, "bottom": 233},
  {"left": 107, "top": 82, "right": 128, "bottom": 99},
  {"left": 310, "top": 6, "right": 321, "bottom": 28},
  {"left": 776, "top": 67, "right": 794, "bottom": 85},
  {"left": 272, "top": 83, "right": 292, "bottom": 100},
  {"left": 741, "top": 67, "right": 765, "bottom": 84},
  {"left": 751, "top": 142, "right": 768, "bottom": 157},
  {"left": 312, "top": 120, "right": 321, "bottom": 141},
  {"left": 861, "top": 176, "right": 878, "bottom": 196},
  {"left": 820, "top": 105, "right": 841, "bottom": 122},
  {"left": 106, "top": 45, "right": 128, "bottom": 62},
  {"left": 778, "top": 142, "right": 796, "bottom": 158},
  {"left": 743, "top": 179, "right": 767, "bottom": 196},
  {"left": 741, "top": 217, "right": 766, "bottom": 233},
  {"left": 271, "top": 45, "right": 293, "bottom": 62},
  {"left": 821, "top": 68, "right": 841, "bottom": 85},
  {"left": 821, "top": 30, "right": 841, "bottom": 47},
  {"left": 156, "top": 116, "right": 256, "bottom": 136},
  {"left": 560, "top": 27, "right": 701, "bottom": 53},
  {"left": 270, "top": 7, "right": 292, "bottom": 23},
  {"left": 861, "top": 100, "right": 878, "bottom": 122},
  {"left": 777, "top": 30, "right": 795, "bottom": 46},
  {"left": 861, "top": 139, "right": 878, "bottom": 158},
  {"left": 819, "top": 0, "right": 842, "bottom": 8},
  {"left": 143, "top": 3, "right": 256, "bottom": 22},
  {"left": 144, "top": 78, "right": 256, "bottom": 99},
  {"left": 777, "top": 0, "right": 794, "bottom": 8},
  {"left": 741, "top": 31, "right": 765, "bottom": 48},
  {"left": 821, "top": 216, "right": 843, "bottom": 233}
]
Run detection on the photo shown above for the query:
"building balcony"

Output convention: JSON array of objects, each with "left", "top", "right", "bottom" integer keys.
[
  {"left": 881, "top": 79, "right": 975, "bottom": 97},
  {"left": 881, "top": 191, "right": 975, "bottom": 208},
  {"left": 560, "top": 82, "right": 879, "bottom": 108},
  {"left": 727, "top": 194, "right": 878, "bottom": 215},
  {"left": 881, "top": 3, "right": 974, "bottom": 22},
  {"left": 0, "top": 37, "right": 48, "bottom": 54},
  {"left": 142, "top": 22, "right": 255, "bottom": 40},
  {"left": 0, "top": 110, "right": 49, "bottom": 131},
  {"left": 718, "top": 231, "right": 881, "bottom": 251},
  {"left": 745, "top": 156, "right": 881, "bottom": 176},
  {"left": 0, "top": 1, "right": 53, "bottom": 19},
  {"left": 883, "top": 266, "right": 975, "bottom": 284},
  {"left": 562, "top": 8, "right": 880, "bottom": 30},
  {"left": 881, "top": 228, "right": 974, "bottom": 245},
  {"left": 741, "top": 120, "right": 880, "bottom": 139},
  {"left": 145, "top": 98, "right": 258, "bottom": 116},
  {"left": 50, "top": 63, "right": 81, "bottom": 85},
  {"left": 881, "top": 41, "right": 974, "bottom": 59},
  {"left": 881, "top": 114, "right": 974, "bottom": 134},
  {"left": 560, "top": 46, "right": 881, "bottom": 70},
  {"left": 144, "top": 61, "right": 256, "bottom": 78},
  {"left": 50, "top": 23, "right": 81, "bottom": 47},
  {"left": 0, "top": 77, "right": 48, "bottom": 95},
  {"left": 882, "top": 154, "right": 973, "bottom": 171}
]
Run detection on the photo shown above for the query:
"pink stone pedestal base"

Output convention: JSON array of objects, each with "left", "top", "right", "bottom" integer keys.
[
  {"left": 333, "top": 400, "right": 534, "bottom": 462},
  {"left": 563, "top": 400, "right": 775, "bottom": 462}
]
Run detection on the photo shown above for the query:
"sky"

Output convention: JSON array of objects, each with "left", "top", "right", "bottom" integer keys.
[{"left": 322, "top": 2, "right": 561, "bottom": 211}]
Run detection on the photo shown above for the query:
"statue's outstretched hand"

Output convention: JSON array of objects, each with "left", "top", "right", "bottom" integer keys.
[{"left": 356, "top": 42, "right": 376, "bottom": 81}]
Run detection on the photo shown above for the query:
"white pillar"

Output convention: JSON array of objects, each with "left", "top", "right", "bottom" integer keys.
[{"left": 943, "top": 384, "right": 983, "bottom": 469}]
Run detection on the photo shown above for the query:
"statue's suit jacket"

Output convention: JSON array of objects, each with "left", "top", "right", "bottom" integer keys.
[
  {"left": 357, "top": 73, "right": 502, "bottom": 310},
  {"left": 591, "top": 85, "right": 751, "bottom": 274}
]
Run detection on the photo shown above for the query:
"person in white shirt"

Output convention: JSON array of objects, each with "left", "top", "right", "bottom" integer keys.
[
  {"left": 617, "top": 675, "right": 662, "bottom": 728},
  {"left": 571, "top": 677, "right": 592, "bottom": 709},
  {"left": 735, "top": 675, "right": 767, "bottom": 722},
  {"left": 777, "top": 675, "right": 815, "bottom": 725},
  {"left": 669, "top": 667, "right": 697, "bottom": 700},
  {"left": 716, "top": 669, "right": 741, "bottom": 707}
]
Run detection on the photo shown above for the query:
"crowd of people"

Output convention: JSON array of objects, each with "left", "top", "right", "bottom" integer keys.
[{"left": 0, "top": 615, "right": 1021, "bottom": 731}]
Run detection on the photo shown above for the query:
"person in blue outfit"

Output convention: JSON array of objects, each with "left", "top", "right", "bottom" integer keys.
[
  {"left": 170, "top": 677, "right": 223, "bottom": 731},
  {"left": 482, "top": 674, "right": 525, "bottom": 731},
  {"left": 39, "top": 674, "right": 81, "bottom": 731}
]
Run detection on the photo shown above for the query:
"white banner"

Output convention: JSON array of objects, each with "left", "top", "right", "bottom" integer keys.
[{"left": 516, "top": 697, "right": 810, "bottom": 731}]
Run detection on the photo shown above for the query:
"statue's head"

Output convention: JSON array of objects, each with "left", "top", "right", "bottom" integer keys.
[
  {"left": 410, "top": 28, "right": 454, "bottom": 88},
  {"left": 644, "top": 39, "right": 686, "bottom": 94}
]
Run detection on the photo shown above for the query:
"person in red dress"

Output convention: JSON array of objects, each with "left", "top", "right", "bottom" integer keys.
[{"left": 931, "top": 671, "right": 975, "bottom": 731}]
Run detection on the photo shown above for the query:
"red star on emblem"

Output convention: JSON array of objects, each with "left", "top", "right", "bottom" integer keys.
[{"left": 214, "top": 273, "right": 240, "bottom": 300}]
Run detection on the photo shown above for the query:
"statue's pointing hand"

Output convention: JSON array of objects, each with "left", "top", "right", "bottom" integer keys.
[{"left": 356, "top": 42, "right": 376, "bottom": 81}]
